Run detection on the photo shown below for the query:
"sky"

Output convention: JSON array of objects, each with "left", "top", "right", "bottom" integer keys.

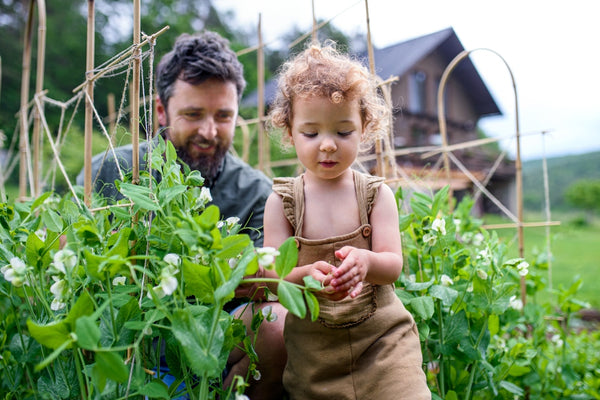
[{"left": 215, "top": 0, "right": 600, "bottom": 161}]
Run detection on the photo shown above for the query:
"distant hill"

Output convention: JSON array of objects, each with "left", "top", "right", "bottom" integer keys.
[{"left": 522, "top": 151, "right": 600, "bottom": 211}]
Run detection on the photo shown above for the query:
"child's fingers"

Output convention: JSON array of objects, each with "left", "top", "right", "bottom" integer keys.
[{"left": 348, "top": 281, "right": 364, "bottom": 298}]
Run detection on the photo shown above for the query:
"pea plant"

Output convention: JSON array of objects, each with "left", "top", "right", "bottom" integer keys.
[
  {"left": 396, "top": 186, "right": 600, "bottom": 399},
  {"left": 0, "top": 137, "right": 316, "bottom": 400}
]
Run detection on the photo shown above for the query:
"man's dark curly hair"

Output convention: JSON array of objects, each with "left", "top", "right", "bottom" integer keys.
[{"left": 156, "top": 31, "right": 246, "bottom": 108}]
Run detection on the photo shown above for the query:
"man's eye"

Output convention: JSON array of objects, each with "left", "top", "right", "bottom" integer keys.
[
  {"left": 183, "top": 111, "right": 202, "bottom": 120},
  {"left": 216, "top": 112, "right": 234, "bottom": 122}
]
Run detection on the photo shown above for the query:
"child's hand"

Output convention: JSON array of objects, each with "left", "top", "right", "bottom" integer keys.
[{"left": 331, "top": 246, "right": 369, "bottom": 298}]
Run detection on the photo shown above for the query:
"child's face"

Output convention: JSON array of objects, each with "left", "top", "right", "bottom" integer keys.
[{"left": 290, "top": 95, "right": 363, "bottom": 181}]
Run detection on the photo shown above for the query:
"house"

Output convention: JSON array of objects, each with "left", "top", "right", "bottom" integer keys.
[{"left": 244, "top": 27, "right": 516, "bottom": 215}]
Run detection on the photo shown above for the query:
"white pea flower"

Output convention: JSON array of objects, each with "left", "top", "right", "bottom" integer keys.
[
  {"left": 51, "top": 298, "right": 67, "bottom": 311},
  {"left": 440, "top": 274, "right": 453, "bottom": 287},
  {"left": 423, "top": 233, "right": 437, "bottom": 246},
  {"left": 516, "top": 261, "right": 529, "bottom": 276},
  {"left": 217, "top": 216, "right": 240, "bottom": 231},
  {"left": 509, "top": 295, "right": 523, "bottom": 311},
  {"left": 427, "top": 361, "right": 440, "bottom": 374},
  {"left": 466, "top": 283, "right": 473, "bottom": 293},
  {"left": 51, "top": 249, "right": 78, "bottom": 275},
  {"left": 477, "top": 269, "right": 488, "bottom": 280},
  {"left": 256, "top": 247, "right": 280, "bottom": 269},
  {"left": 196, "top": 187, "right": 212, "bottom": 208},
  {"left": 229, "top": 258, "right": 238, "bottom": 269},
  {"left": 551, "top": 334, "right": 564, "bottom": 348},
  {"left": 453, "top": 219, "right": 461, "bottom": 232},
  {"left": 261, "top": 305, "right": 278, "bottom": 322},
  {"left": 1, "top": 257, "right": 30, "bottom": 287},
  {"left": 432, "top": 217, "right": 446, "bottom": 235},
  {"left": 472, "top": 233, "right": 485, "bottom": 246},
  {"left": 148, "top": 265, "right": 179, "bottom": 299},
  {"left": 236, "top": 393, "right": 251, "bottom": 400},
  {"left": 408, "top": 274, "right": 417, "bottom": 283},
  {"left": 163, "top": 253, "right": 181, "bottom": 268},
  {"left": 112, "top": 276, "right": 127, "bottom": 286},
  {"left": 35, "top": 229, "right": 47, "bottom": 241},
  {"left": 252, "top": 369, "right": 262, "bottom": 381},
  {"left": 50, "top": 277, "right": 68, "bottom": 299}
]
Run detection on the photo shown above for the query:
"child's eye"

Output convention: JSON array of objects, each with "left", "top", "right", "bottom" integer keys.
[
  {"left": 301, "top": 132, "right": 318, "bottom": 138},
  {"left": 338, "top": 131, "right": 354, "bottom": 137}
]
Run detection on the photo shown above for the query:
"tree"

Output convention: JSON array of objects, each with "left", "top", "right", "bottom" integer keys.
[{"left": 565, "top": 179, "right": 600, "bottom": 220}]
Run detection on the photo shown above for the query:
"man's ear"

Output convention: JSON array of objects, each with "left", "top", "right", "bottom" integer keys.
[{"left": 156, "top": 96, "right": 167, "bottom": 127}]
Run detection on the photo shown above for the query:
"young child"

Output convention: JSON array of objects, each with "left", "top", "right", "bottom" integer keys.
[{"left": 263, "top": 43, "right": 431, "bottom": 399}]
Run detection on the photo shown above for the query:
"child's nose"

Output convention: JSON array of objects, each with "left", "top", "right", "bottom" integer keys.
[{"left": 320, "top": 137, "right": 337, "bottom": 152}]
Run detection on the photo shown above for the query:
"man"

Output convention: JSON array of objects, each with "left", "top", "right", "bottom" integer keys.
[{"left": 77, "top": 31, "right": 286, "bottom": 400}]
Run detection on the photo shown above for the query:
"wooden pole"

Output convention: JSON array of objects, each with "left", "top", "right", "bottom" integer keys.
[
  {"left": 131, "top": 0, "right": 141, "bottom": 184},
  {"left": 32, "top": 0, "right": 46, "bottom": 197},
  {"left": 364, "top": 0, "right": 383, "bottom": 177},
  {"left": 311, "top": 0, "right": 317, "bottom": 42},
  {"left": 19, "top": 0, "right": 35, "bottom": 201},
  {"left": 83, "top": 0, "right": 95, "bottom": 206}
]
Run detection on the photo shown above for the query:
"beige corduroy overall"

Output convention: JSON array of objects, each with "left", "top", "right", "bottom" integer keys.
[{"left": 272, "top": 171, "right": 431, "bottom": 400}]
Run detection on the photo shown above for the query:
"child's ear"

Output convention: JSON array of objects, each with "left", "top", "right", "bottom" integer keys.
[{"left": 288, "top": 129, "right": 294, "bottom": 144}]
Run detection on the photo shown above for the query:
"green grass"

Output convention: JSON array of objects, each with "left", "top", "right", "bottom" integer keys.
[{"left": 484, "top": 212, "right": 600, "bottom": 310}]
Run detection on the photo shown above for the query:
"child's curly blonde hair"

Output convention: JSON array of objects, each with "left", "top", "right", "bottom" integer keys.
[{"left": 268, "top": 41, "right": 390, "bottom": 148}]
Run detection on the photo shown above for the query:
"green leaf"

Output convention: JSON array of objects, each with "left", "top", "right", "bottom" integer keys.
[
  {"left": 429, "top": 284, "right": 459, "bottom": 306},
  {"left": 275, "top": 237, "right": 298, "bottom": 278},
  {"left": 508, "top": 364, "right": 531, "bottom": 377},
  {"left": 199, "top": 205, "right": 220, "bottom": 230},
  {"left": 25, "top": 231, "right": 45, "bottom": 268},
  {"left": 158, "top": 185, "right": 188, "bottom": 204},
  {"left": 404, "top": 278, "right": 435, "bottom": 292},
  {"left": 499, "top": 380, "right": 524, "bottom": 396},
  {"left": 277, "top": 281, "right": 306, "bottom": 318},
  {"left": 41, "top": 209, "right": 64, "bottom": 233},
  {"left": 302, "top": 275, "right": 322, "bottom": 291},
  {"left": 118, "top": 182, "right": 160, "bottom": 211},
  {"left": 216, "top": 234, "right": 251, "bottom": 259},
  {"left": 304, "top": 291, "right": 320, "bottom": 321},
  {"left": 75, "top": 316, "right": 101, "bottom": 350},
  {"left": 171, "top": 308, "right": 225, "bottom": 378},
  {"left": 94, "top": 351, "right": 129, "bottom": 384},
  {"left": 431, "top": 185, "right": 449, "bottom": 216},
  {"left": 408, "top": 295, "right": 435, "bottom": 320},
  {"left": 398, "top": 213, "right": 413, "bottom": 232},
  {"left": 182, "top": 259, "right": 214, "bottom": 303},
  {"left": 139, "top": 380, "right": 170, "bottom": 399},
  {"left": 444, "top": 390, "right": 458, "bottom": 400},
  {"left": 410, "top": 197, "right": 432, "bottom": 219}
]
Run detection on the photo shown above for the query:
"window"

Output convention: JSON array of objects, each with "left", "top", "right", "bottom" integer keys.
[{"left": 409, "top": 71, "right": 427, "bottom": 113}]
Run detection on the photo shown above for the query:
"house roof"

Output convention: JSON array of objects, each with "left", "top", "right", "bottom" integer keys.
[{"left": 242, "top": 27, "right": 502, "bottom": 118}]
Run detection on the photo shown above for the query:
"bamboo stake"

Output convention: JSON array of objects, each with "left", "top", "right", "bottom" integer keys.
[
  {"left": 84, "top": 0, "right": 95, "bottom": 206},
  {"left": 131, "top": 0, "right": 140, "bottom": 184},
  {"left": 364, "top": 0, "right": 383, "bottom": 177},
  {"left": 311, "top": 0, "right": 317, "bottom": 42},
  {"left": 32, "top": 0, "right": 46, "bottom": 197},
  {"left": 541, "top": 132, "right": 553, "bottom": 291},
  {"left": 19, "top": 0, "right": 35, "bottom": 201}
]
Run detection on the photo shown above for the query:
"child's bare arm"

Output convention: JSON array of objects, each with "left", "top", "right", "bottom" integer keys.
[{"left": 331, "top": 184, "right": 403, "bottom": 297}]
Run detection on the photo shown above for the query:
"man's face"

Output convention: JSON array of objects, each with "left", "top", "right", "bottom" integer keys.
[{"left": 156, "top": 77, "right": 238, "bottom": 183}]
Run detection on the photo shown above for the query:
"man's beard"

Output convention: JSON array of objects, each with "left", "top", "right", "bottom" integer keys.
[{"left": 175, "top": 141, "right": 228, "bottom": 187}]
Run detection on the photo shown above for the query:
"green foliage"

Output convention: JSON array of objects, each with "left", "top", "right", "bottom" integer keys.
[
  {"left": 397, "top": 186, "right": 600, "bottom": 399},
  {"left": 565, "top": 179, "right": 600, "bottom": 213},
  {"left": 0, "top": 137, "right": 316, "bottom": 399},
  {"left": 522, "top": 151, "right": 600, "bottom": 212}
]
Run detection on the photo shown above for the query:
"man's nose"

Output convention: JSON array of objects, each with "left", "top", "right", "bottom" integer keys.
[{"left": 197, "top": 117, "right": 217, "bottom": 140}]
